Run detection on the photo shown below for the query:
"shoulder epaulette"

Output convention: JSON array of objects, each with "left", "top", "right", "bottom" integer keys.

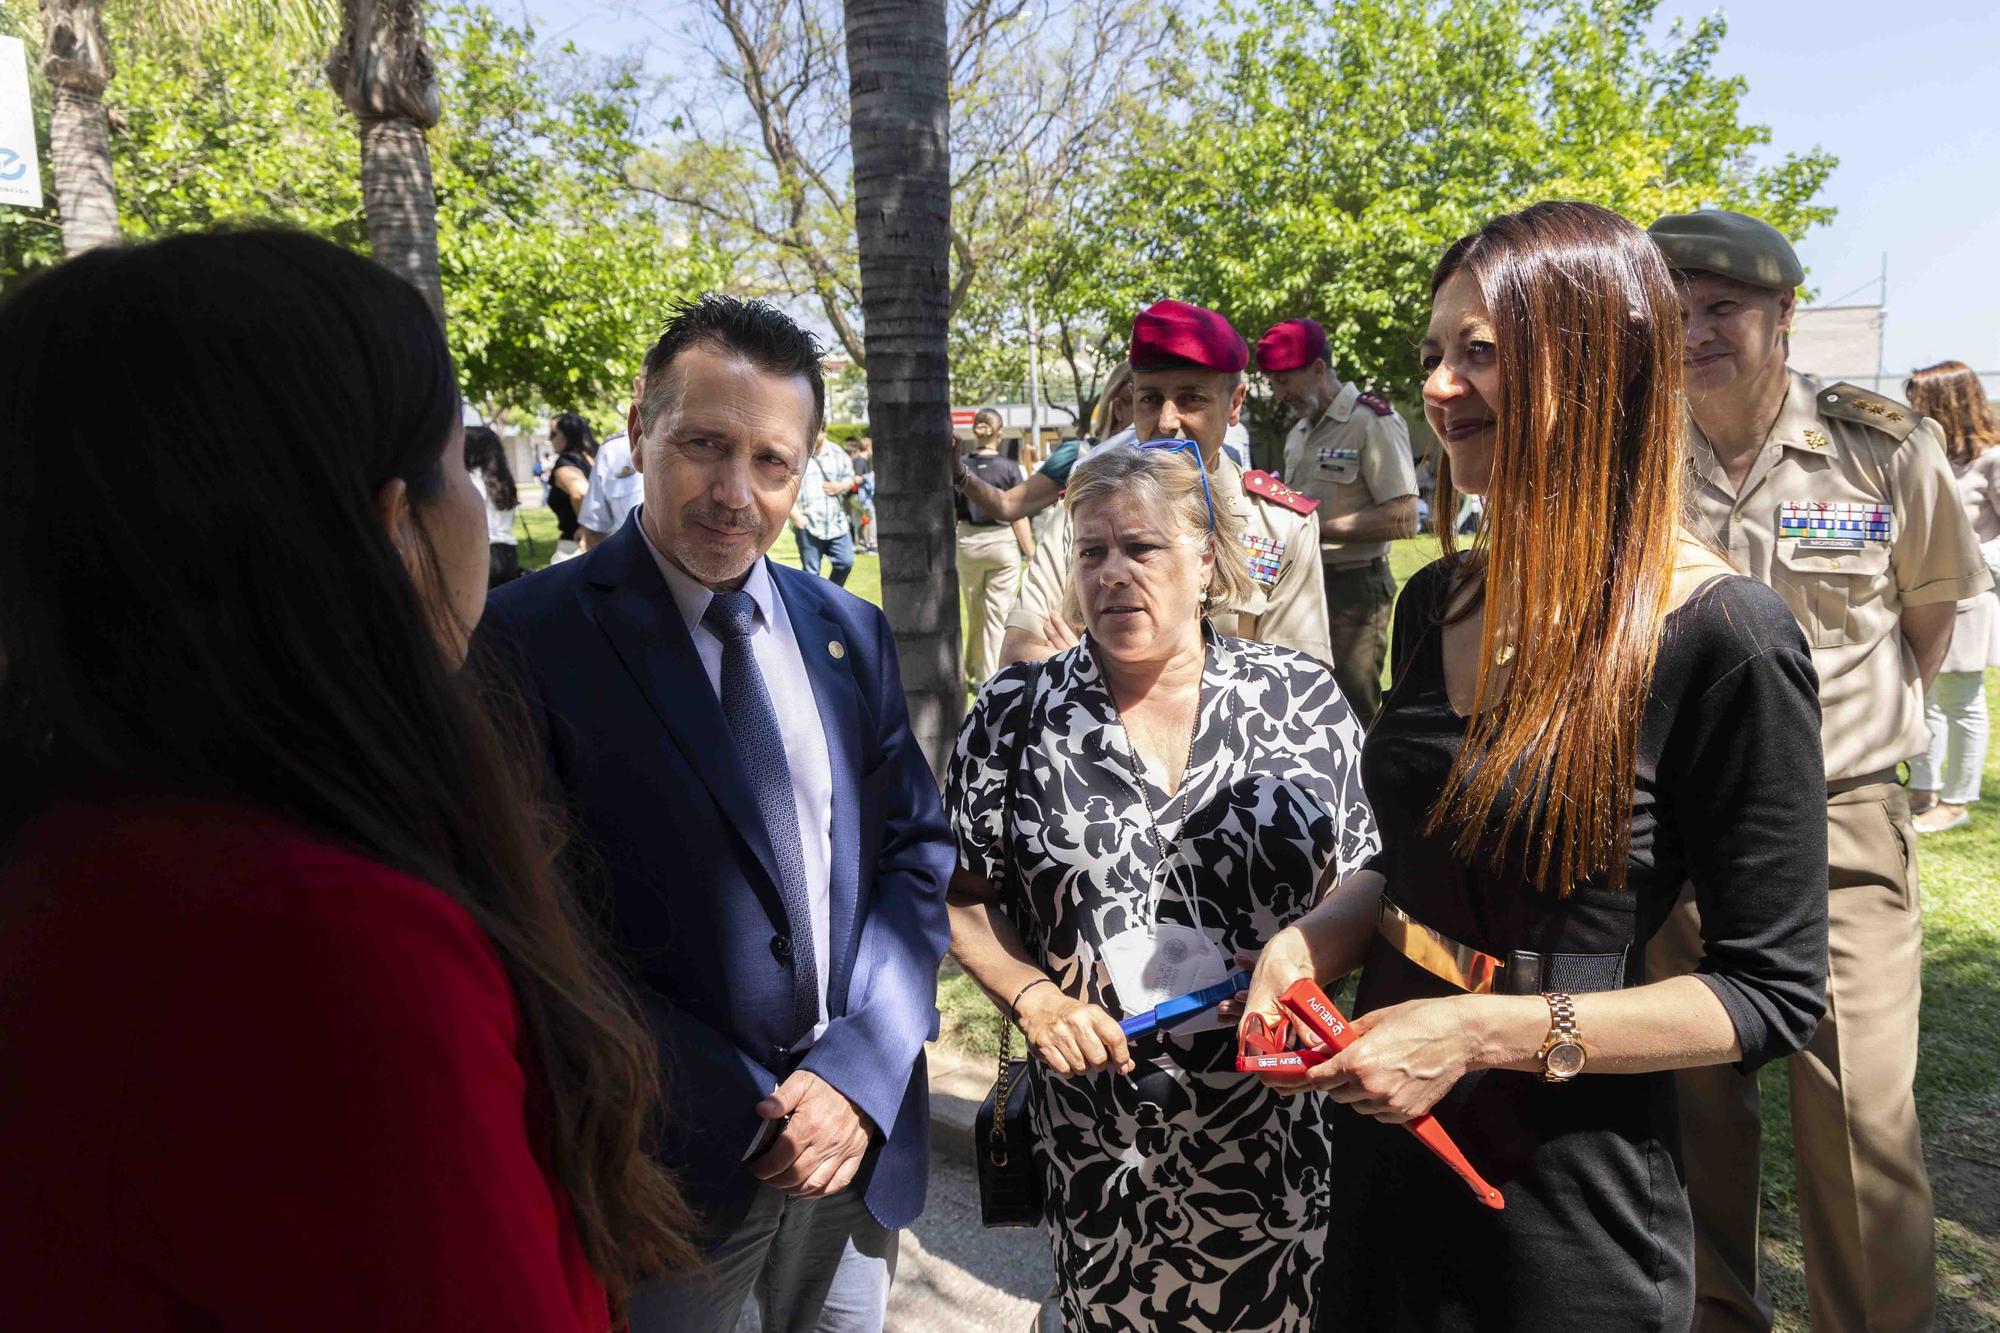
[
  {"left": 1356, "top": 391, "right": 1394, "bottom": 417},
  {"left": 1817, "top": 382, "right": 1920, "bottom": 444},
  {"left": 1242, "top": 469, "right": 1320, "bottom": 515}
]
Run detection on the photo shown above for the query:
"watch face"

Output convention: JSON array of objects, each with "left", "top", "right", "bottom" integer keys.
[{"left": 1546, "top": 1040, "right": 1586, "bottom": 1079}]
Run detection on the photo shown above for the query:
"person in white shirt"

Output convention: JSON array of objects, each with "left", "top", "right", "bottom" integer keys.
[
  {"left": 790, "top": 432, "right": 859, "bottom": 585},
  {"left": 577, "top": 429, "right": 645, "bottom": 550},
  {"left": 462, "top": 424, "right": 521, "bottom": 585}
]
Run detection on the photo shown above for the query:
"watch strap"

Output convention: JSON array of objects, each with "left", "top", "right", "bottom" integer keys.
[{"left": 1537, "top": 991, "right": 1584, "bottom": 1081}]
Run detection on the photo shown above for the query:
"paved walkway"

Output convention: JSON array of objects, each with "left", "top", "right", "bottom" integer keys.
[
  {"left": 887, "top": 1154, "right": 1052, "bottom": 1333},
  {"left": 886, "top": 1043, "right": 1053, "bottom": 1331}
]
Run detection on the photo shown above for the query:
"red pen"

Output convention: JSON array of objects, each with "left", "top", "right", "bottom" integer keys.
[{"left": 1278, "top": 979, "right": 1506, "bottom": 1211}]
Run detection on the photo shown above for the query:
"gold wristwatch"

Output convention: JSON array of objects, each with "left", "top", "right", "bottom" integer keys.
[{"left": 1536, "top": 991, "right": 1586, "bottom": 1083}]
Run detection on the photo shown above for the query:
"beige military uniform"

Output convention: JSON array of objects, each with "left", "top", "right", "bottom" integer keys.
[
  {"left": 1281, "top": 382, "right": 1417, "bottom": 719},
  {"left": 1281, "top": 381, "right": 1418, "bottom": 566},
  {"left": 1650, "top": 372, "right": 1992, "bottom": 1333},
  {"left": 1004, "top": 450, "right": 1334, "bottom": 666}
]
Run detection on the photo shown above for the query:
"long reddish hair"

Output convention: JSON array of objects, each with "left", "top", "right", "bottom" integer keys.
[
  {"left": 1427, "top": 202, "right": 1687, "bottom": 893},
  {"left": 1904, "top": 360, "right": 1998, "bottom": 464}
]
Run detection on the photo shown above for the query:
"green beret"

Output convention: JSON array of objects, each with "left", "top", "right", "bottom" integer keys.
[{"left": 1647, "top": 209, "right": 1804, "bottom": 291}]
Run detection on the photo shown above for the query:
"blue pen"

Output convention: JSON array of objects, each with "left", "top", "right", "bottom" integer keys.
[{"left": 1118, "top": 970, "right": 1251, "bottom": 1039}]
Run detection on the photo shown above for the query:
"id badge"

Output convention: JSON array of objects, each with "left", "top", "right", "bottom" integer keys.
[{"left": 1097, "top": 922, "right": 1232, "bottom": 1032}]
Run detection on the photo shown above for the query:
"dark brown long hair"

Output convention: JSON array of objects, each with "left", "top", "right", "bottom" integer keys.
[
  {"left": 0, "top": 231, "right": 699, "bottom": 1300},
  {"left": 1426, "top": 201, "right": 1687, "bottom": 893},
  {"left": 1904, "top": 360, "right": 1999, "bottom": 465}
]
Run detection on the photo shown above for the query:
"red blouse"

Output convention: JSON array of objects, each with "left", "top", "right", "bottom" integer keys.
[{"left": 0, "top": 789, "right": 611, "bottom": 1331}]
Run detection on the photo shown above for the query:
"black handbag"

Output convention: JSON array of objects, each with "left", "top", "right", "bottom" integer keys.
[
  {"left": 975, "top": 1019, "right": 1043, "bottom": 1227},
  {"left": 974, "top": 663, "right": 1047, "bottom": 1228}
]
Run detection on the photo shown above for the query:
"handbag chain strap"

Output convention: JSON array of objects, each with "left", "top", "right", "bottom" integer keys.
[
  {"left": 989, "top": 1021, "right": 1020, "bottom": 1163},
  {"left": 989, "top": 662, "right": 1046, "bottom": 1161}
]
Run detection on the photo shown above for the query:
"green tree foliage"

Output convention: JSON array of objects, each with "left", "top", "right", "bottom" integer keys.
[
  {"left": 1063, "top": 0, "right": 1836, "bottom": 410},
  {"left": 0, "top": 3, "right": 722, "bottom": 418},
  {"left": 634, "top": 0, "right": 1165, "bottom": 423}
]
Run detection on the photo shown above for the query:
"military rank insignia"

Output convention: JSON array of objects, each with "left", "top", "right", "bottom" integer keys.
[
  {"left": 1779, "top": 500, "right": 1892, "bottom": 551},
  {"left": 1357, "top": 392, "right": 1394, "bottom": 417},
  {"left": 1242, "top": 469, "right": 1320, "bottom": 514},
  {"left": 1244, "top": 534, "right": 1285, "bottom": 586}
]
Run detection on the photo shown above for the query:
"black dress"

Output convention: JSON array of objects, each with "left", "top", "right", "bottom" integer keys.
[
  {"left": 1322, "top": 559, "right": 1830, "bottom": 1332},
  {"left": 548, "top": 449, "right": 592, "bottom": 541}
]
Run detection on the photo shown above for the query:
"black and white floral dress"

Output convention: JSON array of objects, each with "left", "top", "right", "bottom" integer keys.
[{"left": 947, "top": 631, "right": 1379, "bottom": 1332}]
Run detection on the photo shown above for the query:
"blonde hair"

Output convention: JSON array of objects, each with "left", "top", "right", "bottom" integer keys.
[
  {"left": 1060, "top": 445, "right": 1252, "bottom": 630},
  {"left": 1089, "top": 362, "right": 1136, "bottom": 439}
]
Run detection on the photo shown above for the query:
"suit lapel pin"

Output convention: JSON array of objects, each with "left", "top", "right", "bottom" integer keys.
[{"left": 829, "top": 640, "right": 846, "bottom": 660}]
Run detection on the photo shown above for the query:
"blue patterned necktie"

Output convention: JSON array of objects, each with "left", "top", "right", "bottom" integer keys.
[{"left": 702, "top": 589, "right": 820, "bottom": 1038}]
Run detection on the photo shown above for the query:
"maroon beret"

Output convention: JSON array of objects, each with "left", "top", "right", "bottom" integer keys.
[
  {"left": 1255, "top": 318, "right": 1329, "bottom": 374},
  {"left": 1129, "top": 299, "right": 1248, "bottom": 374}
]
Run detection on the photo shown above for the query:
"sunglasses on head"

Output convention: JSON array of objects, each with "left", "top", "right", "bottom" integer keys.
[{"left": 1134, "top": 437, "right": 1218, "bottom": 533}]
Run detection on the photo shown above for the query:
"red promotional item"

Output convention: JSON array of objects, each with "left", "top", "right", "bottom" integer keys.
[
  {"left": 1277, "top": 980, "right": 1506, "bottom": 1211},
  {"left": 1234, "top": 1013, "right": 1333, "bottom": 1074}
]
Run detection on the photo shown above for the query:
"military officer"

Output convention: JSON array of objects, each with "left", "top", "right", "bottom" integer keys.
[
  {"left": 956, "top": 407, "right": 1034, "bottom": 690},
  {"left": 1646, "top": 209, "right": 1992, "bottom": 1333},
  {"left": 1256, "top": 317, "right": 1418, "bottom": 719},
  {"left": 994, "top": 299, "right": 1333, "bottom": 667}
]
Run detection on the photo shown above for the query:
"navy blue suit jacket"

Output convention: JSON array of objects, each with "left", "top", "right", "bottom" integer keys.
[{"left": 478, "top": 516, "right": 954, "bottom": 1232}]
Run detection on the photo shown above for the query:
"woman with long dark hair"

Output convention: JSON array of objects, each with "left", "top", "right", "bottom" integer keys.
[
  {"left": 0, "top": 231, "right": 696, "bottom": 1330},
  {"left": 466, "top": 423, "right": 524, "bottom": 585},
  {"left": 1901, "top": 360, "right": 2000, "bottom": 832},
  {"left": 547, "top": 410, "right": 598, "bottom": 556},
  {"left": 1241, "top": 202, "right": 1831, "bottom": 1330}
]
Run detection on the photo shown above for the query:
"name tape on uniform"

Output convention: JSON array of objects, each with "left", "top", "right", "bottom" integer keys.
[{"left": 1778, "top": 501, "right": 1892, "bottom": 546}]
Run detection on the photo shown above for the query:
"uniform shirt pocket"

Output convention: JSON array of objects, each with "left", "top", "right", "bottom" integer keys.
[
  {"left": 1314, "top": 447, "right": 1361, "bottom": 486},
  {"left": 1774, "top": 540, "right": 1892, "bottom": 649}
]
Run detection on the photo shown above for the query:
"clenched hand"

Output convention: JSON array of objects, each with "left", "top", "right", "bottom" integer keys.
[{"left": 749, "top": 1070, "right": 877, "bottom": 1198}]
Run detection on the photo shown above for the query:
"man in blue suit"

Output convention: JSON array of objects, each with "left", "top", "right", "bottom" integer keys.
[{"left": 479, "top": 296, "right": 954, "bottom": 1331}]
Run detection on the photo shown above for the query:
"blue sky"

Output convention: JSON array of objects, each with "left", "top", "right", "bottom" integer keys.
[{"left": 521, "top": 0, "right": 2000, "bottom": 377}]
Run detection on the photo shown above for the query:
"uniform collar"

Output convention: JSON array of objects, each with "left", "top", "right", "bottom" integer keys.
[
  {"left": 1771, "top": 369, "right": 1835, "bottom": 460},
  {"left": 1692, "top": 368, "right": 1827, "bottom": 499},
  {"left": 1314, "top": 381, "right": 1360, "bottom": 428},
  {"left": 1208, "top": 445, "right": 1250, "bottom": 510}
]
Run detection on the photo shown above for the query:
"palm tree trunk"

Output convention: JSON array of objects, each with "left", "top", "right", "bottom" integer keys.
[
  {"left": 327, "top": 0, "right": 444, "bottom": 323},
  {"left": 844, "top": 0, "right": 959, "bottom": 777},
  {"left": 39, "top": 0, "right": 118, "bottom": 255}
]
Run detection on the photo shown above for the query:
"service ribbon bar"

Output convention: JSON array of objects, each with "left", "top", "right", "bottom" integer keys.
[
  {"left": 1243, "top": 533, "right": 1285, "bottom": 586},
  {"left": 1778, "top": 501, "right": 1893, "bottom": 543}
]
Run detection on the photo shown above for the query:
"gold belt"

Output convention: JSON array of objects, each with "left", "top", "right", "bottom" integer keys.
[{"left": 1377, "top": 897, "right": 1504, "bottom": 994}]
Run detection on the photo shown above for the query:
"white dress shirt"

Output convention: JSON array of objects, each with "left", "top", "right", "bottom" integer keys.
[{"left": 643, "top": 528, "right": 834, "bottom": 1043}]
